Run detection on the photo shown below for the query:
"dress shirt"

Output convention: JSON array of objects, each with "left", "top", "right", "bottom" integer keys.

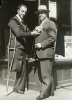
[{"left": 16, "top": 14, "right": 23, "bottom": 22}]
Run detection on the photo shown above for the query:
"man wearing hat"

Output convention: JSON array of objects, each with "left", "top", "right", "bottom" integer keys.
[{"left": 35, "top": 5, "right": 57, "bottom": 100}]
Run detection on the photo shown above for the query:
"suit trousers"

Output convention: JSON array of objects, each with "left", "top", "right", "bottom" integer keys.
[
  {"left": 39, "top": 58, "right": 54, "bottom": 96},
  {"left": 14, "top": 51, "right": 26, "bottom": 91}
]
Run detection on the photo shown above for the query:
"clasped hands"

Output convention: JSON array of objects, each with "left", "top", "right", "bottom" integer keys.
[
  {"left": 31, "top": 26, "right": 43, "bottom": 49},
  {"left": 34, "top": 26, "right": 43, "bottom": 33},
  {"left": 31, "top": 26, "right": 43, "bottom": 36}
]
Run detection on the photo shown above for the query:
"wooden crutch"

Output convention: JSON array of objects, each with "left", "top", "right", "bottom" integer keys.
[{"left": 6, "top": 29, "right": 16, "bottom": 95}]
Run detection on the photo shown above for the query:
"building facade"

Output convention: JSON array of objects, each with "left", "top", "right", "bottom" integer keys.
[{"left": 0, "top": 0, "right": 72, "bottom": 90}]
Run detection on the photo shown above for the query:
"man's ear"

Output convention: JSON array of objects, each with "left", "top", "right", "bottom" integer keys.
[{"left": 17, "top": 9, "right": 19, "bottom": 13}]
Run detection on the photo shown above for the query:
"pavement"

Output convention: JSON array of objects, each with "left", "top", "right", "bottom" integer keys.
[{"left": 0, "top": 85, "right": 72, "bottom": 100}]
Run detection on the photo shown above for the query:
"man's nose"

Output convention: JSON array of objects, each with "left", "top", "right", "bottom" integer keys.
[
  {"left": 23, "top": 11, "right": 25, "bottom": 14},
  {"left": 24, "top": 12, "right": 26, "bottom": 15}
]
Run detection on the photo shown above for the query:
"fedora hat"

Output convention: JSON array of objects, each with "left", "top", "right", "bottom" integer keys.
[{"left": 35, "top": 5, "right": 50, "bottom": 14}]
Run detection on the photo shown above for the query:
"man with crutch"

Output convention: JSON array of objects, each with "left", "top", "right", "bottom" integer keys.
[{"left": 7, "top": 4, "right": 40, "bottom": 94}]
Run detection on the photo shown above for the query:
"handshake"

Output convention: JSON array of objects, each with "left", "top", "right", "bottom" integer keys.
[
  {"left": 31, "top": 26, "right": 43, "bottom": 36},
  {"left": 34, "top": 26, "right": 43, "bottom": 33}
]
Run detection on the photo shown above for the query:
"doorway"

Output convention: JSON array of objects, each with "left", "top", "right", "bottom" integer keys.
[{"left": 24, "top": 1, "right": 38, "bottom": 58}]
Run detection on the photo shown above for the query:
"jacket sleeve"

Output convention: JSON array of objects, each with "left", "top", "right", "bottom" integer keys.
[
  {"left": 41, "top": 30, "right": 57, "bottom": 49},
  {"left": 8, "top": 19, "right": 31, "bottom": 37},
  {"left": 41, "top": 22, "right": 57, "bottom": 49}
]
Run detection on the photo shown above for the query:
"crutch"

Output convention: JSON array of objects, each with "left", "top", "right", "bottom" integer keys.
[{"left": 6, "top": 29, "right": 16, "bottom": 95}]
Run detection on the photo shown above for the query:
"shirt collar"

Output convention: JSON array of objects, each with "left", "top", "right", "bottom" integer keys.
[
  {"left": 16, "top": 14, "right": 22, "bottom": 22},
  {"left": 40, "top": 17, "right": 48, "bottom": 26}
]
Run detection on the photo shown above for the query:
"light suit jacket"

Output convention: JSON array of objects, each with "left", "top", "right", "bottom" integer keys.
[{"left": 35, "top": 18, "right": 57, "bottom": 59}]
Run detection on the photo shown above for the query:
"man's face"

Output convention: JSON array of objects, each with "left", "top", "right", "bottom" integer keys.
[
  {"left": 17, "top": 6, "right": 27, "bottom": 19},
  {"left": 38, "top": 11, "right": 47, "bottom": 21}
]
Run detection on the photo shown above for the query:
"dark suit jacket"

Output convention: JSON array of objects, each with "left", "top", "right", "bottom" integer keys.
[
  {"left": 8, "top": 16, "right": 31, "bottom": 49},
  {"left": 8, "top": 16, "right": 31, "bottom": 71},
  {"left": 35, "top": 18, "right": 57, "bottom": 59}
]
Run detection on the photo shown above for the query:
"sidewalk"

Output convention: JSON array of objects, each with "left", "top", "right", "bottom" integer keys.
[{"left": 0, "top": 85, "right": 72, "bottom": 100}]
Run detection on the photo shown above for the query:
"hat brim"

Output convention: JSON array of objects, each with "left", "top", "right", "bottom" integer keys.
[{"left": 35, "top": 9, "right": 50, "bottom": 14}]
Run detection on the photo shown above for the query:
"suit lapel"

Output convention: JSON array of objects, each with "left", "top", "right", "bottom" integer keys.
[
  {"left": 13, "top": 16, "right": 21, "bottom": 24},
  {"left": 42, "top": 18, "right": 49, "bottom": 26},
  {"left": 12, "top": 16, "right": 27, "bottom": 32}
]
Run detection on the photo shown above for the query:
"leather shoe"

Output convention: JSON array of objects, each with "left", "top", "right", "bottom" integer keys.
[
  {"left": 13, "top": 88, "right": 24, "bottom": 94},
  {"left": 36, "top": 94, "right": 49, "bottom": 100}
]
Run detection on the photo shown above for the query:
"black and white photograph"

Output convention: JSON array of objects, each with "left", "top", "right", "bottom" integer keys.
[{"left": 0, "top": 0, "right": 72, "bottom": 100}]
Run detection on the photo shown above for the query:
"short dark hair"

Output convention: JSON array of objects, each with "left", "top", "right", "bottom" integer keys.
[{"left": 17, "top": 4, "right": 27, "bottom": 10}]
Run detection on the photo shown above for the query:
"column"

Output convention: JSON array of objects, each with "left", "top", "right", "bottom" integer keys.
[{"left": 38, "top": 0, "right": 41, "bottom": 5}]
